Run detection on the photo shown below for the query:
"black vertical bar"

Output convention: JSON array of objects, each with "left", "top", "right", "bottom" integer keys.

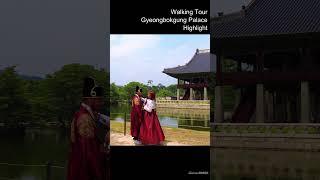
[{"left": 124, "top": 112, "right": 127, "bottom": 136}]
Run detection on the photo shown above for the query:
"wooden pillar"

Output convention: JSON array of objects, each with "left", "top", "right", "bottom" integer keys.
[
  {"left": 233, "top": 88, "right": 241, "bottom": 112},
  {"left": 214, "top": 53, "right": 224, "bottom": 122},
  {"left": 204, "top": 86, "right": 208, "bottom": 100},
  {"left": 190, "top": 87, "right": 194, "bottom": 100},
  {"left": 177, "top": 89, "right": 180, "bottom": 100},
  {"left": 256, "top": 50, "right": 264, "bottom": 123},
  {"left": 236, "top": 59, "right": 242, "bottom": 114},
  {"left": 300, "top": 48, "right": 312, "bottom": 123},
  {"left": 273, "top": 92, "right": 277, "bottom": 122},
  {"left": 269, "top": 91, "right": 274, "bottom": 122},
  {"left": 177, "top": 79, "right": 180, "bottom": 100},
  {"left": 256, "top": 84, "right": 264, "bottom": 123},
  {"left": 301, "top": 81, "right": 310, "bottom": 123},
  {"left": 286, "top": 95, "right": 291, "bottom": 123},
  {"left": 265, "top": 90, "right": 269, "bottom": 122}
]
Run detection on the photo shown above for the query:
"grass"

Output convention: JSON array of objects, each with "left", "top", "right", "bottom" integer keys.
[{"left": 111, "top": 121, "right": 210, "bottom": 145}]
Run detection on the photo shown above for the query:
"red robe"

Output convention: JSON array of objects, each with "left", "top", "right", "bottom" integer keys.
[
  {"left": 139, "top": 110, "right": 165, "bottom": 145},
  {"left": 67, "top": 106, "right": 106, "bottom": 180},
  {"left": 130, "top": 94, "right": 142, "bottom": 138}
]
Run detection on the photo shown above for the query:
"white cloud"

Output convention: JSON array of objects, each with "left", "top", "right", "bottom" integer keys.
[{"left": 110, "top": 35, "right": 161, "bottom": 59}]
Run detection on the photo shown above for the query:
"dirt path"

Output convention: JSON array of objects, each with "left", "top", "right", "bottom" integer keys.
[
  {"left": 110, "top": 121, "right": 210, "bottom": 146},
  {"left": 111, "top": 132, "right": 186, "bottom": 146}
]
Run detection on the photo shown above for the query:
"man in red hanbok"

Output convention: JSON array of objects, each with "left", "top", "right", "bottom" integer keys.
[
  {"left": 67, "top": 77, "right": 109, "bottom": 180},
  {"left": 130, "top": 86, "right": 143, "bottom": 144}
]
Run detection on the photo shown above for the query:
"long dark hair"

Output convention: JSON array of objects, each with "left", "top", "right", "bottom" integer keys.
[{"left": 148, "top": 90, "right": 156, "bottom": 101}]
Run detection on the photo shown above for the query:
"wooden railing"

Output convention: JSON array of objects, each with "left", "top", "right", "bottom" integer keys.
[{"left": 212, "top": 123, "right": 320, "bottom": 136}]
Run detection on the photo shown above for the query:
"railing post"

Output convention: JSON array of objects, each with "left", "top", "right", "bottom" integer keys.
[
  {"left": 124, "top": 112, "right": 127, "bottom": 136},
  {"left": 46, "top": 161, "right": 52, "bottom": 180}
]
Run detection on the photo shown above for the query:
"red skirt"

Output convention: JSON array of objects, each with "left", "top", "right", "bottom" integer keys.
[
  {"left": 130, "top": 106, "right": 142, "bottom": 138},
  {"left": 139, "top": 110, "right": 165, "bottom": 145}
]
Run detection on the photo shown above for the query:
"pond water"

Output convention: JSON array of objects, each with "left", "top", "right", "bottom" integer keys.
[
  {"left": 212, "top": 148, "right": 320, "bottom": 180},
  {"left": 110, "top": 103, "right": 210, "bottom": 131},
  {"left": 0, "top": 128, "right": 69, "bottom": 180}
]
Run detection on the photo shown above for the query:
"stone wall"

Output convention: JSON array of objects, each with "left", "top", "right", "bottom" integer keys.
[
  {"left": 212, "top": 148, "right": 320, "bottom": 179},
  {"left": 212, "top": 133, "right": 320, "bottom": 151},
  {"left": 156, "top": 100, "right": 210, "bottom": 110},
  {"left": 212, "top": 123, "right": 320, "bottom": 151}
]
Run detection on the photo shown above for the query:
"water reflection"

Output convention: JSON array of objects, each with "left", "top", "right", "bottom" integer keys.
[
  {"left": 212, "top": 148, "right": 320, "bottom": 180},
  {"left": 0, "top": 128, "right": 68, "bottom": 180},
  {"left": 110, "top": 103, "right": 210, "bottom": 131}
]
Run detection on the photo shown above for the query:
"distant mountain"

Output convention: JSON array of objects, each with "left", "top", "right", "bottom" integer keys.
[
  {"left": 19, "top": 74, "right": 43, "bottom": 81},
  {"left": 0, "top": 69, "right": 43, "bottom": 80}
]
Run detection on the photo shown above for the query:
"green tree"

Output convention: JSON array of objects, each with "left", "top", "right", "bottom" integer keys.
[
  {"left": 151, "top": 85, "right": 159, "bottom": 94},
  {"left": 110, "top": 83, "right": 120, "bottom": 104},
  {"left": 24, "top": 79, "right": 55, "bottom": 125},
  {"left": 166, "top": 84, "right": 177, "bottom": 95},
  {"left": 157, "top": 89, "right": 174, "bottom": 98},
  {"left": 118, "top": 86, "right": 127, "bottom": 100},
  {"left": 123, "top": 82, "right": 147, "bottom": 101},
  {"left": 0, "top": 66, "right": 31, "bottom": 126}
]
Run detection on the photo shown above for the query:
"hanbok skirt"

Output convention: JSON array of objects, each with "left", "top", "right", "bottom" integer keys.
[
  {"left": 130, "top": 106, "right": 142, "bottom": 138},
  {"left": 139, "top": 110, "right": 165, "bottom": 145}
]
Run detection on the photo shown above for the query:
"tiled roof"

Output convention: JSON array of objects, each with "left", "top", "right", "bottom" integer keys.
[
  {"left": 211, "top": 0, "right": 320, "bottom": 38},
  {"left": 163, "top": 49, "right": 215, "bottom": 78}
]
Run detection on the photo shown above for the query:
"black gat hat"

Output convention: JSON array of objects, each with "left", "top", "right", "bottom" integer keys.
[{"left": 82, "top": 77, "right": 104, "bottom": 98}]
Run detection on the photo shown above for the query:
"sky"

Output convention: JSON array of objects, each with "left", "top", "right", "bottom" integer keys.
[
  {"left": 0, "top": 0, "right": 109, "bottom": 77},
  {"left": 110, "top": 35, "right": 210, "bottom": 86}
]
